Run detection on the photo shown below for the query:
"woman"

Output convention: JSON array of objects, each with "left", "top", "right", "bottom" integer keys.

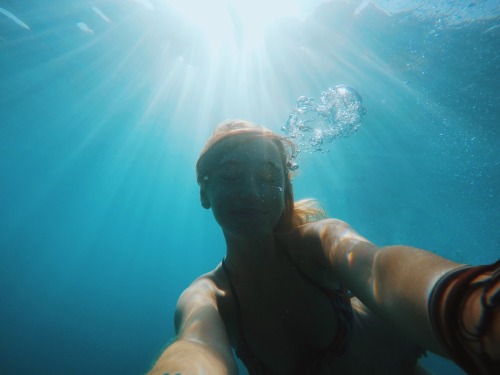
[{"left": 148, "top": 120, "right": 499, "bottom": 375}]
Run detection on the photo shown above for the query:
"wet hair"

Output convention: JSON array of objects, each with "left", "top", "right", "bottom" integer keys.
[{"left": 196, "top": 119, "right": 326, "bottom": 232}]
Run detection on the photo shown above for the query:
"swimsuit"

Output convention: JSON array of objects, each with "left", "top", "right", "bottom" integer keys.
[
  {"left": 220, "top": 254, "right": 353, "bottom": 374},
  {"left": 429, "top": 260, "right": 500, "bottom": 375}
]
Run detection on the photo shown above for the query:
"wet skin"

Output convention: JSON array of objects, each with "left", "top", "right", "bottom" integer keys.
[
  {"left": 200, "top": 137, "right": 424, "bottom": 374},
  {"left": 201, "top": 138, "right": 286, "bottom": 240},
  {"left": 201, "top": 138, "right": 341, "bottom": 372}
]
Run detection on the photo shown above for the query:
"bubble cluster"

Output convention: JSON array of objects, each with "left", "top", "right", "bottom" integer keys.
[{"left": 281, "top": 85, "right": 367, "bottom": 153}]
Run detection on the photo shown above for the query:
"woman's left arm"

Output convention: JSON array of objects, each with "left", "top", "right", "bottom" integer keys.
[{"left": 281, "top": 218, "right": 462, "bottom": 355}]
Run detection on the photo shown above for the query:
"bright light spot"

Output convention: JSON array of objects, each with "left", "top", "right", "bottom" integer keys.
[
  {"left": 131, "top": 0, "right": 155, "bottom": 10},
  {"left": 166, "top": 0, "right": 304, "bottom": 57},
  {"left": 92, "top": 6, "right": 111, "bottom": 23},
  {"left": 77, "top": 22, "right": 95, "bottom": 34},
  {"left": 231, "top": 0, "right": 301, "bottom": 51},
  {"left": 0, "top": 7, "right": 30, "bottom": 29}
]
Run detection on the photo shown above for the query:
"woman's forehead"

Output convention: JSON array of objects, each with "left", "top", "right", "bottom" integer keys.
[{"left": 218, "top": 137, "right": 282, "bottom": 163}]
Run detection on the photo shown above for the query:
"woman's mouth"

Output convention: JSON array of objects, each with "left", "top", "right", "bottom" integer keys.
[{"left": 231, "top": 208, "right": 266, "bottom": 216}]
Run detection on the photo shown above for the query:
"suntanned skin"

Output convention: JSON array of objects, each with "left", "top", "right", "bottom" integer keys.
[
  {"left": 148, "top": 276, "right": 238, "bottom": 375},
  {"left": 148, "top": 137, "right": 456, "bottom": 375},
  {"left": 278, "top": 219, "right": 463, "bottom": 356}
]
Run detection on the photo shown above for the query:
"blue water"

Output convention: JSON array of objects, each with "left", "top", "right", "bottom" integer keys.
[{"left": 1, "top": 1, "right": 498, "bottom": 374}]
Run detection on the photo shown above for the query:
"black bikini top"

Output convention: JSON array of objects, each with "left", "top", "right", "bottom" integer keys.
[{"left": 220, "top": 254, "right": 353, "bottom": 374}]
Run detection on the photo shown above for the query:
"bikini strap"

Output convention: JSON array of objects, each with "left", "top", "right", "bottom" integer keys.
[
  {"left": 281, "top": 245, "right": 354, "bottom": 364},
  {"left": 221, "top": 258, "right": 265, "bottom": 373},
  {"left": 221, "top": 257, "right": 245, "bottom": 336},
  {"left": 281, "top": 245, "right": 351, "bottom": 298}
]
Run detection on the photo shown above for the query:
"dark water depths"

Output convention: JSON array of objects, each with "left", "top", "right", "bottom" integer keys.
[{"left": 1, "top": 1, "right": 498, "bottom": 374}]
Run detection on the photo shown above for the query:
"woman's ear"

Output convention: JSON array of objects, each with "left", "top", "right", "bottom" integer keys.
[{"left": 200, "top": 186, "right": 211, "bottom": 209}]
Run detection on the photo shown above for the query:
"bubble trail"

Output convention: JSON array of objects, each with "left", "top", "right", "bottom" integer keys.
[{"left": 282, "top": 85, "right": 367, "bottom": 153}]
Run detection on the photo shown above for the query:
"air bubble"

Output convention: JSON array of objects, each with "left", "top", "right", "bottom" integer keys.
[
  {"left": 287, "top": 161, "right": 299, "bottom": 171},
  {"left": 282, "top": 85, "right": 367, "bottom": 153}
]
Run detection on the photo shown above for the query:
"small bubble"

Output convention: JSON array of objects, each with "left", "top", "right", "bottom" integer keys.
[{"left": 287, "top": 161, "right": 299, "bottom": 171}]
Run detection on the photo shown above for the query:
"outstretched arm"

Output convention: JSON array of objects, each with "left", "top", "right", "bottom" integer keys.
[
  {"left": 148, "top": 278, "right": 237, "bottom": 375},
  {"left": 280, "top": 219, "right": 462, "bottom": 355}
]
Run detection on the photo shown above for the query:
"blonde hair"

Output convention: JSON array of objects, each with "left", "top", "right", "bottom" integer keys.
[{"left": 196, "top": 119, "right": 326, "bottom": 232}]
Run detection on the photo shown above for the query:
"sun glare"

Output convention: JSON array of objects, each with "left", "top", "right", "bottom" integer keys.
[
  {"left": 166, "top": 0, "right": 302, "bottom": 56},
  {"left": 141, "top": 0, "right": 327, "bottom": 134}
]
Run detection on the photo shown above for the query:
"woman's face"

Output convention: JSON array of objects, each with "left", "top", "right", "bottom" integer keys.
[{"left": 201, "top": 137, "right": 286, "bottom": 239}]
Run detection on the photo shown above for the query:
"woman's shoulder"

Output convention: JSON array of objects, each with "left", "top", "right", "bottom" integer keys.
[{"left": 182, "top": 263, "right": 229, "bottom": 299}]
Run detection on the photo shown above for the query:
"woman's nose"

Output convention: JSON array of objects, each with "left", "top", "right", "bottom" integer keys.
[{"left": 239, "top": 177, "right": 262, "bottom": 199}]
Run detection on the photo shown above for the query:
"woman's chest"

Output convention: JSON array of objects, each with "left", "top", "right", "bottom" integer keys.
[
  {"left": 219, "top": 271, "right": 339, "bottom": 371},
  {"left": 246, "top": 277, "right": 336, "bottom": 336}
]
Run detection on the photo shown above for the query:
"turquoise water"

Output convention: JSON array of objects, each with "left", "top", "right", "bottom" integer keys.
[{"left": 1, "top": 1, "right": 498, "bottom": 374}]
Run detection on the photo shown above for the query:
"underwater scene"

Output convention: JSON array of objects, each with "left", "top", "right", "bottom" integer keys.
[{"left": 1, "top": 0, "right": 498, "bottom": 374}]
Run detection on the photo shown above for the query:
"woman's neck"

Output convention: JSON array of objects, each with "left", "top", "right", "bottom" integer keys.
[{"left": 223, "top": 232, "right": 286, "bottom": 277}]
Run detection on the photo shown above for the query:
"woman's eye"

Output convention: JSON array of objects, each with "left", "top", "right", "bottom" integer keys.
[
  {"left": 259, "top": 166, "right": 281, "bottom": 182},
  {"left": 220, "top": 170, "right": 239, "bottom": 181},
  {"left": 260, "top": 172, "right": 277, "bottom": 182}
]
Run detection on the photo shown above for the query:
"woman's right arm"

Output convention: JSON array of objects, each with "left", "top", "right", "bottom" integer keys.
[
  {"left": 147, "top": 278, "right": 238, "bottom": 375},
  {"left": 281, "top": 219, "right": 499, "bottom": 374},
  {"left": 280, "top": 219, "right": 461, "bottom": 354}
]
